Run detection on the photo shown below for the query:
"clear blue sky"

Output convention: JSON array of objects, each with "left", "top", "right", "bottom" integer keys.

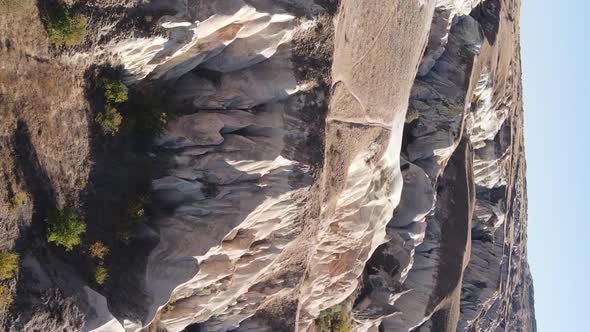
[{"left": 522, "top": 0, "right": 590, "bottom": 331}]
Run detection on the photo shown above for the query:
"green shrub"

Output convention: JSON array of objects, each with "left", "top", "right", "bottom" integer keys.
[
  {"left": 46, "top": 4, "right": 87, "bottom": 46},
  {"left": 315, "top": 306, "right": 352, "bottom": 332},
  {"left": 94, "top": 265, "right": 108, "bottom": 285},
  {"left": 7, "top": 192, "right": 26, "bottom": 211},
  {"left": 46, "top": 207, "right": 86, "bottom": 251},
  {"left": 127, "top": 194, "right": 150, "bottom": 225},
  {"left": 0, "top": 285, "right": 13, "bottom": 310},
  {"left": 89, "top": 241, "right": 109, "bottom": 260},
  {"left": 96, "top": 107, "right": 123, "bottom": 135},
  {"left": 0, "top": 251, "right": 18, "bottom": 280},
  {"left": 103, "top": 79, "right": 128, "bottom": 105}
]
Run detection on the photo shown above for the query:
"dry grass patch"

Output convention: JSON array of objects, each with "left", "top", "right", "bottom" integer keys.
[{"left": 0, "top": 251, "right": 18, "bottom": 280}]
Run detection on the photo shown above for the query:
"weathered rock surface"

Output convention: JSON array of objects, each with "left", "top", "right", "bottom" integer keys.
[{"left": 1, "top": 0, "right": 535, "bottom": 331}]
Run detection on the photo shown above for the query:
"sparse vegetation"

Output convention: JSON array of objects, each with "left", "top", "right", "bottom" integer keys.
[
  {"left": 46, "top": 207, "right": 86, "bottom": 251},
  {"left": 92, "top": 73, "right": 167, "bottom": 142},
  {"left": 0, "top": 251, "right": 18, "bottom": 280},
  {"left": 127, "top": 92, "right": 168, "bottom": 142},
  {"left": 88, "top": 240, "right": 110, "bottom": 285},
  {"left": 96, "top": 78, "right": 128, "bottom": 135},
  {"left": 7, "top": 192, "right": 26, "bottom": 211},
  {"left": 136, "top": 106, "right": 167, "bottom": 139},
  {"left": 46, "top": 3, "right": 87, "bottom": 46},
  {"left": 89, "top": 241, "right": 109, "bottom": 260},
  {"left": 94, "top": 265, "right": 108, "bottom": 285},
  {"left": 113, "top": 193, "right": 151, "bottom": 244},
  {"left": 315, "top": 306, "right": 353, "bottom": 332},
  {"left": 164, "top": 293, "right": 178, "bottom": 313}
]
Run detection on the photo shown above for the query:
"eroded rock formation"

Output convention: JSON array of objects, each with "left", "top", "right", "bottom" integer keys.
[{"left": 1, "top": 0, "right": 535, "bottom": 331}]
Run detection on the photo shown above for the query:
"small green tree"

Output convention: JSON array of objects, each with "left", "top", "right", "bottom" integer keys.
[
  {"left": 0, "top": 251, "right": 18, "bottom": 280},
  {"left": 103, "top": 79, "right": 128, "bottom": 105},
  {"left": 96, "top": 107, "right": 123, "bottom": 134},
  {"left": 46, "top": 208, "right": 86, "bottom": 251},
  {"left": 46, "top": 4, "right": 87, "bottom": 46},
  {"left": 94, "top": 265, "right": 108, "bottom": 285}
]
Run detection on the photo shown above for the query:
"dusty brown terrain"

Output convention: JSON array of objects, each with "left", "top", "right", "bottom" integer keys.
[
  {"left": 0, "top": 0, "right": 91, "bottom": 214},
  {"left": 0, "top": 0, "right": 92, "bottom": 328},
  {"left": 0, "top": 0, "right": 91, "bottom": 253},
  {"left": 0, "top": 0, "right": 161, "bottom": 327}
]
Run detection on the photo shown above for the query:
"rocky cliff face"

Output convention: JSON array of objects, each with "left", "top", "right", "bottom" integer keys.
[{"left": 0, "top": 0, "right": 535, "bottom": 331}]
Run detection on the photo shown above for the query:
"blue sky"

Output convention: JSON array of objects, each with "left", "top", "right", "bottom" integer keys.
[{"left": 522, "top": 0, "right": 590, "bottom": 331}]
